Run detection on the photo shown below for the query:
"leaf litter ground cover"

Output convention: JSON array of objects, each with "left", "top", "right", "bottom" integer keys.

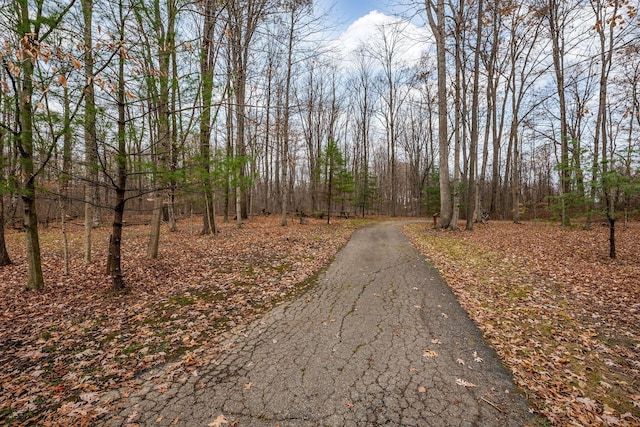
[
  {"left": 0, "top": 216, "right": 361, "bottom": 425},
  {"left": 404, "top": 221, "right": 640, "bottom": 426}
]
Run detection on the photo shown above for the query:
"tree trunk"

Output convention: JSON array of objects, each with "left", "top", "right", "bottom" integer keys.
[
  {"left": 608, "top": 216, "right": 616, "bottom": 259},
  {"left": 425, "top": 0, "right": 451, "bottom": 229},
  {"left": 450, "top": 2, "right": 464, "bottom": 231},
  {"left": 466, "top": 0, "right": 482, "bottom": 230},
  {"left": 18, "top": 24, "right": 44, "bottom": 290},
  {"left": 200, "top": 0, "right": 218, "bottom": 235},
  {"left": 60, "top": 86, "right": 72, "bottom": 276},
  {"left": 281, "top": 7, "right": 297, "bottom": 227},
  {"left": 23, "top": 190, "right": 44, "bottom": 290},
  {"left": 233, "top": 46, "right": 246, "bottom": 229},
  {"left": 0, "top": 112, "right": 12, "bottom": 267},
  {"left": 0, "top": 192, "right": 11, "bottom": 267},
  {"left": 147, "top": 0, "right": 175, "bottom": 257},
  {"left": 168, "top": 42, "right": 179, "bottom": 232},
  {"left": 81, "top": 0, "right": 98, "bottom": 264},
  {"left": 147, "top": 192, "right": 163, "bottom": 259},
  {"left": 109, "top": 6, "right": 128, "bottom": 291},
  {"left": 547, "top": 0, "right": 571, "bottom": 227}
]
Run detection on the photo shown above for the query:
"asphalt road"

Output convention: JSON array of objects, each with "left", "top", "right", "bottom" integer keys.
[{"left": 103, "top": 221, "right": 533, "bottom": 426}]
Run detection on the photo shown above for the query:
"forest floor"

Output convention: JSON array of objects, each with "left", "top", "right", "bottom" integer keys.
[
  {"left": 404, "top": 220, "right": 640, "bottom": 426},
  {"left": 1, "top": 216, "right": 639, "bottom": 426},
  {"left": 0, "top": 215, "right": 363, "bottom": 426}
]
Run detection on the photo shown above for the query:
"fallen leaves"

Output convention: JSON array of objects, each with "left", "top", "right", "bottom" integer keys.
[
  {"left": 208, "top": 414, "right": 228, "bottom": 427},
  {"left": 0, "top": 216, "right": 358, "bottom": 425},
  {"left": 423, "top": 349, "right": 438, "bottom": 358},
  {"left": 405, "top": 220, "right": 640, "bottom": 426},
  {"left": 455, "top": 378, "right": 477, "bottom": 388}
]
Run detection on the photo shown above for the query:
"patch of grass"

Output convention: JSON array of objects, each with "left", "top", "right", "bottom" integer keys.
[
  {"left": 271, "top": 262, "right": 291, "bottom": 274},
  {"left": 39, "top": 330, "right": 53, "bottom": 340},
  {"left": 345, "top": 219, "right": 373, "bottom": 227},
  {"left": 210, "top": 316, "right": 231, "bottom": 329},
  {"left": 506, "top": 288, "right": 529, "bottom": 299},
  {"left": 165, "top": 345, "right": 194, "bottom": 362},
  {"left": 65, "top": 392, "right": 81, "bottom": 403},
  {"left": 154, "top": 341, "right": 171, "bottom": 354},
  {"left": 166, "top": 295, "right": 195, "bottom": 307},
  {"left": 142, "top": 312, "right": 178, "bottom": 325},
  {"left": 196, "top": 290, "right": 226, "bottom": 303},
  {"left": 42, "top": 345, "right": 57, "bottom": 354},
  {"left": 101, "top": 332, "right": 119, "bottom": 343},
  {"left": 123, "top": 343, "right": 143, "bottom": 355},
  {"left": 245, "top": 264, "right": 256, "bottom": 277}
]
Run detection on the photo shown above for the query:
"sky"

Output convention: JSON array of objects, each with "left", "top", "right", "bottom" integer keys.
[
  {"left": 332, "top": 0, "right": 389, "bottom": 28},
  {"left": 314, "top": 0, "right": 430, "bottom": 70}
]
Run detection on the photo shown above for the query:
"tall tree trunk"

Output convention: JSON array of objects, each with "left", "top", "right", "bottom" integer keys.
[
  {"left": 109, "top": 8, "right": 128, "bottom": 291},
  {"left": 199, "top": 0, "right": 218, "bottom": 235},
  {"left": 0, "top": 192, "right": 10, "bottom": 266},
  {"left": 148, "top": 0, "right": 175, "bottom": 258},
  {"left": 60, "top": 86, "right": 72, "bottom": 275},
  {"left": 82, "top": 0, "right": 98, "bottom": 264},
  {"left": 547, "top": 0, "right": 571, "bottom": 227},
  {"left": 510, "top": 118, "right": 520, "bottom": 223},
  {"left": 466, "top": 0, "right": 482, "bottom": 230},
  {"left": 425, "top": 0, "right": 451, "bottom": 229},
  {"left": 450, "top": 1, "right": 464, "bottom": 231},
  {"left": 224, "top": 70, "right": 233, "bottom": 223},
  {"left": 168, "top": 39, "right": 179, "bottom": 232},
  {"left": 0, "top": 130, "right": 11, "bottom": 266},
  {"left": 281, "top": 6, "right": 298, "bottom": 226},
  {"left": 16, "top": 10, "right": 44, "bottom": 290},
  {"left": 264, "top": 55, "right": 274, "bottom": 215},
  {"left": 0, "top": 89, "right": 12, "bottom": 266},
  {"left": 234, "top": 69, "right": 246, "bottom": 228},
  {"left": 591, "top": 0, "right": 619, "bottom": 256}
]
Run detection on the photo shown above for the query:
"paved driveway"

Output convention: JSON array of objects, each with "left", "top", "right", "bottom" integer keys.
[{"left": 104, "top": 221, "right": 532, "bottom": 426}]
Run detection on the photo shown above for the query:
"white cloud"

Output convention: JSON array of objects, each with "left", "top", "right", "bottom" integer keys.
[{"left": 327, "top": 11, "right": 431, "bottom": 70}]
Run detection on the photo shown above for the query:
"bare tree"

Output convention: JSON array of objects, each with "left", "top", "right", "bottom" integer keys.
[
  {"left": 542, "top": 0, "right": 574, "bottom": 226},
  {"left": 368, "top": 20, "right": 411, "bottom": 217},
  {"left": 106, "top": 0, "right": 130, "bottom": 291},
  {"left": 590, "top": 0, "right": 635, "bottom": 257},
  {"left": 226, "top": 0, "right": 271, "bottom": 227},
  {"left": 279, "top": 0, "right": 312, "bottom": 226},
  {"left": 424, "top": 0, "right": 453, "bottom": 228},
  {"left": 351, "top": 47, "right": 375, "bottom": 217},
  {"left": 465, "top": 0, "right": 483, "bottom": 230},
  {"left": 139, "top": 0, "right": 178, "bottom": 258},
  {"left": 199, "top": 0, "right": 225, "bottom": 235}
]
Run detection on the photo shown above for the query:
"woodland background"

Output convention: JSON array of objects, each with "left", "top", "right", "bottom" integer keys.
[{"left": 1, "top": 0, "right": 640, "bottom": 290}]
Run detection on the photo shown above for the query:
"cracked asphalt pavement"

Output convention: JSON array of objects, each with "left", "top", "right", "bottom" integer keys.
[{"left": 103, "top": 221, "right": 533, "bottom": 426}]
